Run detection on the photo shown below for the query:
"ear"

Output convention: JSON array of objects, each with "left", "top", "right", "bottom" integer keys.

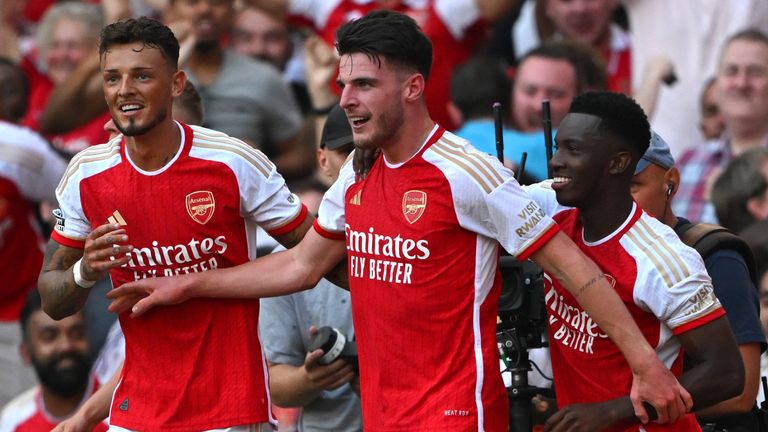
[
  {"left": 316, "top": 148, "right": 331, "bottom": 178},
  {"left": 608, "top": 151, "right": 632, "bottom": 175},
  {"left": 171, "top": 69, "right": 187, "bottom": 99},
  {"left": 402, "top": 73, "right": 425, "bottom": 103},
  {"left": 664, "top": 166, "right": 680, "bottom": 198},
  {"left": 446, "top": 102, "right": 464, "bottom": 129},
  {"left": 19, "top": 342, "right": 31, "bottom": 365},
  {"left": 747, "top": 196, "right": 768, "bottom": 220}
]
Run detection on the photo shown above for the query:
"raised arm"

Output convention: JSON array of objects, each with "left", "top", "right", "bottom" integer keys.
[
  {"left": 108, "top": 226, "right": 347, "bottom": 316},
  {"left": 530, "top": 231, "right": 692, "bottom": 424},
  {"left": 38, "top": 223, "right": 132, "bottom": 320}
]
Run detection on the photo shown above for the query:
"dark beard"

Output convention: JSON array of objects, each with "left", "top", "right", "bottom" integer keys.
[
  {"left": 194, "top": 39, "right": 219, "bottom": 53},
  {"left": 114, "top": 108, "right": 167, "bottom": 137},
  {"left": 31, "top": 352, "right": 91, "bottom": 397}
]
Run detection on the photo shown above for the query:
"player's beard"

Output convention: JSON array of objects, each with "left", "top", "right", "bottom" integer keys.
[
  {"left": 31, "top": 351, "right": 91, "bottom": 397},
  {"left": 353, "top": 103, "right": 404, "bottom": 150},
  {"left": 114, "top": 108, "right": 168, "bottom": 137}
]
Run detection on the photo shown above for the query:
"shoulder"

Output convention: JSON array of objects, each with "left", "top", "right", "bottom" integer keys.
[
  {"left": 424, "top": 130, "right": 511, "bottom": 195},
  {"left": 188, "top": 125, "right": 275, "bottom": 178},
  {"left": 0, "top": 387, "right": 38, "bottom": 429},
  {"left": 57, "top": 138, "right": 122, "bottom": 194}
]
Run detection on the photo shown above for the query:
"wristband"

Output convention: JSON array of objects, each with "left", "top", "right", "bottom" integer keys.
[{"left": 73, "top": 257, "right": 96, "bottom": 288}]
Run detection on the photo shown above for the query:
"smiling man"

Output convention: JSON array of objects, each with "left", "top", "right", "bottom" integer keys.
[
  {"left": 109, "top": 11, "right": 695, "bottom": 431},
  {"left": 524, "top": 91, "right": 743, "bottom": 431},
  {"left": 37, "top": 17, "right": 312, "bottom": 430}
]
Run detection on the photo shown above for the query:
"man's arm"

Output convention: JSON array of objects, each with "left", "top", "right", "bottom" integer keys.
[
  {"left": 39, "top": 223, "right": 132, "bottom": 320},
  {"left": 696, "top": 342, "right": 760, "bottom": 418},
  {"left": 268, "top": 352, "right": 356, "bottom": 407},
  {"left": 108, "top": 227, "right": 346, "bottom": 316},
  {"left": 530, "top": 231, "right": 693, "bottom": 424},
  {"left": 544, "top": 316, "right": 744, "bottom": 432}
]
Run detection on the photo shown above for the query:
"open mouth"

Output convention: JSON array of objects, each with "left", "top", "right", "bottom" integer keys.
[
  {"left": 348, "top": 115, "right": 370, "bottom": 128},
  {"left": 119, "top": 103, "right": 143, "bottom": 116},
  {"left": 551, "top": 176, "right": 572, "bottom": 189}
]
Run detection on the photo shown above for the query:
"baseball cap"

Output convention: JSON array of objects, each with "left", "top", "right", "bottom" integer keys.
[
  {"left": 320, "top": 105, "right": 353, "bottom": 150},
  {"left": 635, "top": 131, "right": 675, "bottom": 175}
]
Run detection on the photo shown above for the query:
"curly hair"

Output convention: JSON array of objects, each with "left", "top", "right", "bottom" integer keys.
[{"left": 99, "top": 17, "right": 180, "bottom": 69}]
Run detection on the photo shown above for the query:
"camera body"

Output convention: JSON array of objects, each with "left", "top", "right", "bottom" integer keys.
[
  {"left": 497, "top": 256, "right": 548, "bottom": 360},
  {"left": 308, "top": 326, "right": 358, "bottom": 369}
]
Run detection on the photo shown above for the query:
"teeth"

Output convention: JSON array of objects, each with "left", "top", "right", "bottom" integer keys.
[
  {"left": 121, "top": 104, "right": 140, "bottom": 112},
  {"left": 553, "top": 177, "right": 571, "bottom": 183}
]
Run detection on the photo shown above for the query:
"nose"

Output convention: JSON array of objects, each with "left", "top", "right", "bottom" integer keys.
[
  {"left": 117, "top": 76, "right": 135, "bottom": 97},
  {"left": 339, "top": 86, "right": 357, "bottom": 110}
]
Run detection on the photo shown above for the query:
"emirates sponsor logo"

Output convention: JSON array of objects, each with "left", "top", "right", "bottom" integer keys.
[
  {"left": 402, "top": 190, "right": 426, "bottom": 224},
  {"left": 186, "top": 191, "right": 215, "bottom": 225},
  {"left": 346, "top": 225, "right": 431, "bottom": 285}
]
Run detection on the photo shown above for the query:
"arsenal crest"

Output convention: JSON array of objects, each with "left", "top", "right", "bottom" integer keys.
[
  {"left": 186, "top": 191, "right": 216, "bottom": 225},
  {"left": 402, "top": 190, "right": 427, "bottom": 224}
]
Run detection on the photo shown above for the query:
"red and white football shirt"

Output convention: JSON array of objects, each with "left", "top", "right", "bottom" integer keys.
[
  {"left": 0, "top": 375, "right": 108, "bottom": 432},
  {"left": 526, "top": 183, "right": 721, "bottom": 432},
  {"left": 51, "top": 123, "right": 307, "bottom": 430},
  {"left": 0, "top": 121, "right": 67, "bottom": 321},
  {"left": 288, "top": 0, "right": 485, "bottom": 131},
  {"left": 315, "top": 126, "right": 558, "bottom": 431}
]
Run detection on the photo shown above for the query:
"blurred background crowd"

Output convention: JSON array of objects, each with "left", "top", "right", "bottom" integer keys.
[{"left": 3, "top": 0, "right": 768, "bottom": 430}]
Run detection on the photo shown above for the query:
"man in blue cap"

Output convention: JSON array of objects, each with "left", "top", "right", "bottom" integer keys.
[{"left": 632, "top": 131, "right": 766, "bottom": 431}]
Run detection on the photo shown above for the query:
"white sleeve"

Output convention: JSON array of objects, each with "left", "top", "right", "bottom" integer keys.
[
  {"left": 242, "top": 162, "right": 304, "bottom": 233},
  {"left": 316, "top": 155, "right": 355, "bottom": 234},
  {"left": 522, "top": 180, "right": 571, "bottom": 216},
  {"left": 434, "top": 0, "right": 482, "bottom": 40},
  {"left": 54, "top": 162, "right": 92, "bottom": 244}
]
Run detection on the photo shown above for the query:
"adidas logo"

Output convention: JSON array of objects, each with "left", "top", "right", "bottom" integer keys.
[
  {"left": 349, "top": 190, "right": 362, "bottom": 206},
  {"left": 119, "top": 397, "right": 129, "bottom": 411},
  {"left": 107, "top": 210, "right": 127, "bottom": 226}
]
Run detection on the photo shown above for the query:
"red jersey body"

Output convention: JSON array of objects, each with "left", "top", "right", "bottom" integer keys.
[
  {"left": 530, "top": 192, "right": 722, "bottom": 432},
  {"left": 51, "top": 123, "right": 306, "bottom": 430},
  {"left": 0, "top": 376, "right": 108, "bottom": 432},
  {"left": 316, "top": 126, "right": 558, "bottom": 431},
  {"left": 288, "top": 0, "right": 485, "bottom": 131}
]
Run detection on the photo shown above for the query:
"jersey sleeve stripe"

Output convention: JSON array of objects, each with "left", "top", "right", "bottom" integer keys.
[
  {"left": 430, "top": 144, "right": 494, "bottom": 193},
  {"left": 51, "top": 230, "right": 85, "bottom": 249},
  {"left": 516, "top": 221, "right": 560, "bottom": 261},
  {"left": 437, "top": 137, "right": 505, "bottom": 185},
  {"left": 636, "top": 219, "right": 691, "bottom": 278},
  {"left": 626, "top": 230, "right": 682, "bottom": 288},
  {"left": 671, "top": 306, "right": 725, "bottom": 335},
  {"left": 266, "top": 203, "right": 308, "bottom": 236},
  {"left": 193, "top": 141, "right": 271, "bottom": 177},
  {"left": 313, "top": 219, "right": 345, "bottom": 240},
  {"left": 193, "top": 129, "right": 275, "bottom": 169},
  {"left": 56, "top": 146, "right": 121, "bottom": 196}
]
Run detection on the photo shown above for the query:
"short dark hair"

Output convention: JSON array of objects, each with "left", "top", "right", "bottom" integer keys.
[
  {"left": 335, "top": 10, "right": 432, "bottom": 81},
  {"left": 0, "top": 57, "right": 29, "bottom": 122},
  {"left": 20, "top": 290, "right": 43, "bottom": 341},
  {"left": 451, "top": 55, "right": 511, "bottom": 120},
  {"left": 568, "top": 91, "right": 651, "bottom": 160},
  {"left": 519, "top": 41, "right": 608, "bottom": 94},
  {"left": 712, "top": 147, "right": 768, "bottom": 234},
  {"left": 99, "top": 17, "right": 180, "bottom": 69}
]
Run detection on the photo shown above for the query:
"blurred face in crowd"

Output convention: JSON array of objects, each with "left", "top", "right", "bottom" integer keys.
[
  {"left": 173, "top": 0, "right": 234, "bottom": 51},
  {"left": 545, "top": 0, "right": 617, "bottom": 46},
  {"left": 631, "top": 163, "right": 678, "bottom": 220},
  {"left": 232, "top": 7, "right": 292, "bottom": 70},
  {"left": 716, "top": 39, "right": 768, "bottom": 124},
  {"left": 22, "top": 311, "right": 90, "bottom": 397},
  {"left": 318, "top": 143, "right": 354, "bottom": 183},
  {"left": 512, "top": 56, "right": 577, "bottom": 132},
  {"left": 700, "top": 79, "right": 726, "bottom": 140},
  {"left": 102, "top": 42, "right": 183, "bottom": 137},
  {"left": 338, "top": 53, "right": 409, "bottom": 151},
  {"left": 46, "top": 17, "right": 93, "bottom": 85}
]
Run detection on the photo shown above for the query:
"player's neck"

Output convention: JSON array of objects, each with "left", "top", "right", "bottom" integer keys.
[
  {"left": 41, "top": 386, "right": 85, "bottom": 419},
  {"left": 381, "top": 110, "right": 434, "bottom": 164},
  {"left": 579, "top": 192, "right": 634, "bottom": 242},
  {"left": 125, "top": 119, "right": 182, "bottom": 171}
]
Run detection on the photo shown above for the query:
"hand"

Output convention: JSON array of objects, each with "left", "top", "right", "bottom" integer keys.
[
  {"left": 630, "top": 359, "right": 692, "bottom": 424},
  {"left": 50, "top": 411, "right": 98, "bottom": 432},
  {"left": 302, "top": 326, "right": 356, "bottom": 391},
  {"left": 303, "top": 33, "right": 339, "bottom": 109},
  {"left": 544, "top": 402, "right": 615, "bottom": 432},
  {"left": 81, "top": 223, "right": 133, "bottom": 282},
  {"left": 107, "top": 275, "right": 191, "bottom": 317},
  {"left": 353, "top": 148, "right": 380, "bottom": 180}
]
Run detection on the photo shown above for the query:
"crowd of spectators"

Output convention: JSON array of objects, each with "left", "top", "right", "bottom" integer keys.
[{"left": 3, "top": 0, "right": 768, "bottom": 430}]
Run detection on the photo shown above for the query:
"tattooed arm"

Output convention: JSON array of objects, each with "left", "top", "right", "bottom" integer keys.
[{"left": 38, "top": 223, "right": 133, "bottom": 320}]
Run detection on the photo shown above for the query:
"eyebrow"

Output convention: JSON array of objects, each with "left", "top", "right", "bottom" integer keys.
[{"left": 103, "top": 67, "right": 155, "bottom": 73}]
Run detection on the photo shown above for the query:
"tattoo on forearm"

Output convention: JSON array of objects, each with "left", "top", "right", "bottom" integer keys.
[
  {"left": 575, "top": 273, "right": 605, "bottom": 299},
  {"left": 40, "top": 241, "right": 88, "bottom": 318}
]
